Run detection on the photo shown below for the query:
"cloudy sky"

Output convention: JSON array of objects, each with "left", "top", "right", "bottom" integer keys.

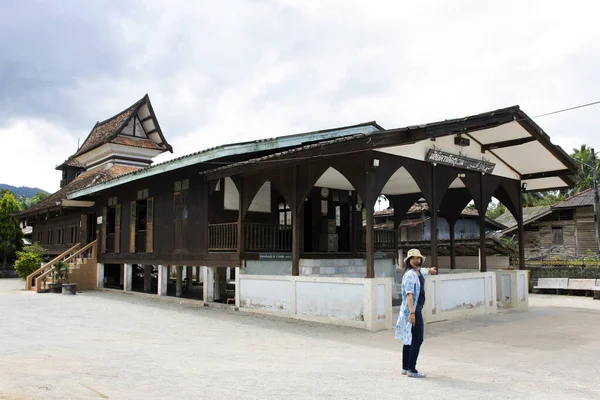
[{"left": 1, "top": 0, "right": 599, "bottom": 194}]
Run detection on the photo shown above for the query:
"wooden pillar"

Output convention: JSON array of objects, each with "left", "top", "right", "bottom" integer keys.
[
  {"left": 479, "top": 174, "right": 487, "bottom": 272},
  {"left": 518, "top": 185, "right": 526, "bottom": 270},
  {"left": 430, "top": 166, "right": 438, "bottom": 269},
  {"left": 176, "top": 266, "right": 183, "bottom": 297},
  {"left": 292, "top": 166, "right": 300, "bottom": 276},
  {"left": 449, "top": 221, "right": 456, "bottom": 270},
  {"left": 365, "top": 164, "right": 376, "bottom": 279},
  {"left": 236, "top": 179, "right": 244, "bottom": 265}
]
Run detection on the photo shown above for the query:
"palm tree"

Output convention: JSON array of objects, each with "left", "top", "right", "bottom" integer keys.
[{"left": 570, "top": 145, "right": 599, "bottom": 195}]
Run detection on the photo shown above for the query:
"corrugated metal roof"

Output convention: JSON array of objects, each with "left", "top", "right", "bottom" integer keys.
[
  {"left": 553, "top": 188, "right": 595, "bottom": 208},
  {"left": 67, "top": 121, "right": 382, "bottom": 199},
  {"left": 494, "top": 205, "right": 552, "bottom": 229}
]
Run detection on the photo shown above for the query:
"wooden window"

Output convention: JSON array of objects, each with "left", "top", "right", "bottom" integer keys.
[
  {"left": 48, "top": 230, "right": 53, "bottom": 245},
  {"left": 57, "top": 228, "right": 65, "bottom": 245},
  {"left": 108, "top": 196, "right": 118, "bottom": 206},
  {"left": 137, "top": 189, "right": 149, "bottom": 200},
  {"left": 278, "top": 200, "right": 292, "bottom": 226},
  {"left": 552, "top": 227, "right": 563, "bottom": 245}
]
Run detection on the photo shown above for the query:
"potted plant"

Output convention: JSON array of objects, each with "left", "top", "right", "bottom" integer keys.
[
  {"left": 54, "top": 261, "right": 76, "bottom": 295},
  {"left": 49, "top": 261, "right": 67, "bottom": 293}
]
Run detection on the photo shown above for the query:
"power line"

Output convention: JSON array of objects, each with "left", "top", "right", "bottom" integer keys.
[{"left": 520, "top": 99, "right": 600, "bottom": 122}]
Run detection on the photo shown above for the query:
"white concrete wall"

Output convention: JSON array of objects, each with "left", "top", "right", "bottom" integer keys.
[
  {"left": 237, "top": 272, "right": 393, "bottom": 332},
  {"left": 421, "top": 256, "right": 510, "bottom": 269},
  {"left": 496, "top": 270, "right": 529, "bottom": 310},
  {"left": 422, "top": 272, "right": 497, "bottom": 323},
  {"left": 239, "top": 276, "right": 291, "bottom": 312}
]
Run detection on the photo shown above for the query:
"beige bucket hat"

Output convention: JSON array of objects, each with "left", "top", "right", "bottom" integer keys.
[{"left": 403, "top": 248, "right": 425, "bottom": 263}]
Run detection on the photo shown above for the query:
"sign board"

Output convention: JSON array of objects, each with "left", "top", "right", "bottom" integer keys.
[
  {"left": 362, "top": 252, "right": 390, "bottom": 260},
  {"left": 259, "top": 253, "right": 292, "bottom": 261},
  {"left": 97, "top": 216, "right": 103, "bottom": 225},
  {"left": 426, "top": 149, "right": 495, "bottom": 174}
]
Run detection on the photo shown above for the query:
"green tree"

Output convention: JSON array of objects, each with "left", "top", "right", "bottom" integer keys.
[
  {"left": 486, "top": 202, "right": 507, "bottom": 219},
  {"left": 17, "top": 191, "right": 49, "bottom": 210},
  {"left": 0, "top": 192, "right": 23, "bottom": 267},
  {"left": 570, "top": 145, "right": 599, "bottom": 194}
]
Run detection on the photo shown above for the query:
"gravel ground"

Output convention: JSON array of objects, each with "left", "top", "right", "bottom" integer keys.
[{"left": 1, "top": 278, "right": 599, "bottom": 400}]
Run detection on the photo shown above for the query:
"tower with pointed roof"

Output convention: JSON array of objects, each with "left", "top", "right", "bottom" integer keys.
[{"left": 56, "top": 94, "right": 172, "bottom": 188}]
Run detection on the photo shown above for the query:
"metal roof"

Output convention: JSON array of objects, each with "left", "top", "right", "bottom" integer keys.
[{"left": 66, "top": 121, "right": 382, "bottom": 199}]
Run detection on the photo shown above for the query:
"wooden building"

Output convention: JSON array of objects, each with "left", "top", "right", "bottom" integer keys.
[
  {"left": 494, "top": 189, "right": 599, "bottom": 260},
  {"left": 20, "top": 96, "right": 578, "bottom": 306}
]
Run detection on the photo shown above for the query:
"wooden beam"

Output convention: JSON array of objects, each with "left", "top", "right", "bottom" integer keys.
[
  {"left": 146, "top": 128, "right": 159, "bottom": 135},
  {"left": 480, "top": 136, "right": 536, "bottom": 152},
  {"left": 60, "top": 200, "right": 95, "bottom": 208},
  {"left": 140, "top": 116, "right": 153, "bottom": 123},
  {"left": 520, "top": 169, "right": 573, "bottom": 180}
]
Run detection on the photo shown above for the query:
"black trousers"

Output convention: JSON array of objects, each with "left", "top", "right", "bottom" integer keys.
[{"left": 402, "top": 309, "right": 424, "bottom": 371}]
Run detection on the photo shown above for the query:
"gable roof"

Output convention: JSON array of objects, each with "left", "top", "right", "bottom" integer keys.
[
  {"left": 494, "top": 189, "right": 597, "bottom": 236},
  {"left": 57, "top": 95, "right": 172, "bottom": 169},
  {"left": 20, "top": 164, "right": 141, "bottom": 217}
]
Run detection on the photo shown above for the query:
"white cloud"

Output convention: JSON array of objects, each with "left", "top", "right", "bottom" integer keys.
[
  {"left": 0, "top": 119, "right": 75, "bottom": 192},
  {"left": 2, "top": 0, "right": 600, "bottom": 192}
]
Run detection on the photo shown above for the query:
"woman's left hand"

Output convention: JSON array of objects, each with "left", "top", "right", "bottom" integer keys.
[{"left": 428, "top": 267, "right": 437, "bottom": 275}]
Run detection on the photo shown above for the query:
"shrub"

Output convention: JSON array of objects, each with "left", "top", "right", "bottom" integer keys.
[
  {"left": 14, "top": 251, "right": 42, "bottom": 279},
  {"left": 23, "top": 243, "right": 47, "bottom": 259}
]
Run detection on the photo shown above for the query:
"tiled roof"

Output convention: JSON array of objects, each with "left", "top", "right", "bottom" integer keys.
[
  {"left": 553, "top": 188, "right": 595, "bottom": 208},
  {"left": 20, "top": 165, "right": 140, "bottom": 216},
  {"left": 110, "top": 136, "right": 162, "bottom": 150},
  {"left": 75, "top": 100, "right": 142, "bottom": 157}
]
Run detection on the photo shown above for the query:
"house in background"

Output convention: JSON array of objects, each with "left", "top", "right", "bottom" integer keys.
[
  {"left": 494, "top": 189, "right": 598, "bottom": 260},
  {"left": 374, "top": 202, "right": 516, "bottom": 269}
]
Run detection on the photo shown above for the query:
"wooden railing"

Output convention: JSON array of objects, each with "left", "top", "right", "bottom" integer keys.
[
  {"left": 208, "top": 223, "right": 238, "bottom": 251},
  {"left": 361, "top": 229, "right": 397, "bottom": 251},
  {"left": 33, "top": 240, "right": 98, "bottom": 293},
  {"left": 26, "top": 243, "right": 81, "bottom": 291},
  {"left": 244, "top": 223, "right": 292, "bottom": 252}
]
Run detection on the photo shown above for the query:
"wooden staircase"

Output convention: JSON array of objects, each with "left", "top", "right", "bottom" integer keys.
[{"left": 26, "top": 240, "right": 98, "bottom": 293}]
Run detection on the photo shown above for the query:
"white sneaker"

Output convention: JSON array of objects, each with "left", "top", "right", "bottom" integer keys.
[
  {"left": 407, "top": 370, "right": 426, "bottom": 378},
  {"left": 401, "top": 369, "right": 408, "bottom": 375}
]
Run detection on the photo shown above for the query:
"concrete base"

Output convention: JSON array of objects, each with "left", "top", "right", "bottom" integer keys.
[
  {"left": 158, "top": 265, "right": 168, "bottom": 296},
  {"left": 97, "top": 263, "right": 104, "bottom": 288},
  {"left": 422, "top": 272, "right": 497, "bottom": 323},
  {"left": 237, "top": 272, "right": 393, "bottom": 332},
  {"left": 124, "top": 264, "right": 133, "bottom": 292},
  {"left": 496, "top": 270, "right": 529, "bottom": 310}
]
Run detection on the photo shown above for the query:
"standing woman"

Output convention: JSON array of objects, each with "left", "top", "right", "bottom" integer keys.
[{"left": 395, "top": 248, "right": 437, "bottom": 378}]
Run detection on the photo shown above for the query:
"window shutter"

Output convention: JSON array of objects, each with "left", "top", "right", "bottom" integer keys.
[
  {"left": 115, "top": 204, "right": 121, "bottom": 253},
  {"left": 146, "top": 197, "right": 154, "bottom": 253},
  {"left": 80, "top": 214, "right": 87, "bottom": 245},
  {"left": 130, "top": 201, "right": 137, "bottom": 253},
  {"left": 101, "top": 207, "right": 107, "bottom": 253}
]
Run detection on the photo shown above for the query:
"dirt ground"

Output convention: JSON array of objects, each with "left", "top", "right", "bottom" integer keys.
[{"left": 1, "top": 278, "right": 599, "bottom": 400}]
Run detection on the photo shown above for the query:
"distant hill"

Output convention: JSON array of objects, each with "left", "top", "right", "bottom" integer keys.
[{"left": 0, "top": 184, "right": 49, "bottom": 198}]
